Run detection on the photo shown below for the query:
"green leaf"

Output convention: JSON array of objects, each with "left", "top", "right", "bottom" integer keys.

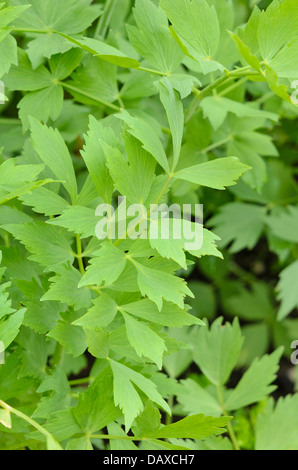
[
  {"left": 263, "top": 64, "right": 291, "bottom": 102},
  {"left": 122, "top": 312, "right": 167, "bottom": 368},
  {"left": 42, "top": 264, "right": 91, "bottom": 311},
  {"left": 3, "top": 222, "right": 74, "bottom": 269},
  {"left": 59, "top": 33, "right": 140, "bottom": 69},
  {"left": 66, "top": 437, "right": 93, "bottom": 451},
  {"left": 201, "top": 96, "right": 278, "bottom": 131},
  {"left": 103, "top": 138, "right": 155, "bottom": 205},
  {"left": 160, "top": 0, "right": 223, "bottom": 74},
  {"left": 19, "top": 278, "right": 62, "bottom": 334},
  {"left": 67, "top": 55, "right": 118, "bottom": 106},
  {"left": 124, "top": 133, "right": 157, "bottom": 203},
  {"left": 19, "top": 84, "right": 64, "bottom": 130},
  {"left": 85, "top": 328, "right": 109, "bottom": 359},
  {"left": 5, "top": 49, "right": 57, "bottom": 91},
  {"left": 147, "top": 414, "right": 231, "bottom": 440},
  {"left": 158, "top": 78, "right": 184, "bottom": 169},
  {"left": 0, "top": 179, "right": 56, "bottom": 207},
  {"left": 209, "top": 203, "right": 266, "bottom": 253},
  {"left": 0, "top": 159, "right": 44, "bottom": 187},
  {"left": 236, "top": 5, "right": 261, "bottom": 58},
  {"left": 133, "top": 401, "right": 161, "bottom": 438},
  {"left": 132, "top": 259, "right": 193, "bottom": 311},
  {"left": 121, "top": 298, "right": 204, "bottom": 327},
  {"left": 193, "top": 318, "right": 244, "bottom": 386},
  {"left": 148, "top": 218, "right": 187, "bottom": 269},
  {"left": 177, "top": 379, "right": 222, "bottom": 417},
  {"left": 127, "top": 0, "right": 183, "bottom": 74},
  {"left": 30, "top": 408, "right": 81, "bottom": 443},
  {"left": 225, "top": 348, "right": 283, "bottom": 411},
  {"left": 174, "top": 157, "right": 250, "bottom": 190},
  {"left": 48, "top": 319, "right": 87, "bottom": 358},
  {"left": 109, "top": 359, "right": 171, "bottom": 431},
  {"left": 258, "top": 0, "right": 298, "bottom": 61},
  {"left": 0, "top": 35, "right": 17, "bottom": 78},
  {"left": 10, "top": 0, "right": 101, "bottom": 68},
  {"left": 270, "top": 36, "right": 298, "bottom": 79},
  {"left": 188, "top": 228, "right": 222, "bottom": 259},
  {"left": 48, "top": 206, "right": 98, "bottom": 239},
  {"left": 73, "top": 369, "right": 121, "bottom": 433},
  {"left": 73, "top": 293, "right": 118, "bottom": 330},
  {"left": 230, "top": 32, "right": 261, "bottom": 71},
  {"left": 117, "top": 109, "right": 170, "bottom": 174},
  {"left": 49, "top": 48, "right": 83, "bottom": 81},
  {"left": 0, "top": 308, "right": 26, "bottom": 348},
  {"left": 277, "top": 260, "right": 298, "bottom": 320},
  {"left": 266, "top": 206, "right": 298, "bottom": 243},
  {"left": 227, "top": 137, "right": 268, "bottom": 191},
  {"left": 255, "top": 395, "right": 298, "bottom": 450},
  {"left": 168, "top": 73, "right": 201, "bottom": 99},
  {"left": 20, "top": 186, "right": 69, "bottom": 217},
  {"left": 79, "top": 243, "right": 127, "bottom": 287},
  {"left": 81, "top": 116, "right": 115, "bottom": 203},
  {"left": 108, "top": 422, "right": 139, "bottom": 450},
  {"left": 30, "top": 118, "right": 77, "bottom": 203},
  {"left": 0, "top": 3, "right": 30, "bottom": 28},
  {"left": 0, "top": 252, "right": 14, "bottom": 319},
  {"left": 224, "top": 282, "right": 274, "bottom": 322},
  {"left": 0, "top": 281, "right": 14, "bottom": 319},
  {"left": 34, "top": 367, "right": 72, "bottom": 419}
]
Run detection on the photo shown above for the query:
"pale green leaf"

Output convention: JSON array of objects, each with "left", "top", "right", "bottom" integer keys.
[
  {"left": 193, "top": 318, "right": 244, "bottom": 386},
  {"left": 225, "top": 348, "right": 283, "bottom": 411},
  {"left": 174, "top": 157, "right": 250, "bottom": 190},
  {"left": 117, "top": 109, "right": 170, "bottom": 173},
  {"left": 30, "top": 118, "right": 77, "bottom": 203}
]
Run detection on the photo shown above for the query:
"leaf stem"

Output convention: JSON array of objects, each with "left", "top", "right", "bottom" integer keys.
[
  {"left": 94, "top": 0, "right": 118, "bottom": 39},
  {"left": 0, "top": 399, "right": 62, "bottom": 449},
  {"left": 76, "top": 234, "right": 85, "bottom": 275},
  {"left": 138, "top": 66, "right": 169, "bottom": 77},
  {"left": 201, "top": 136, "right": 232, "bottom": 154},
  {"left": 216, "top": 384, "right": 240, "bottom": 451},
  {"left": 91, "top": 433, "right": 143, "bottom": 441},
  {"left": 60, "top": 82, "right": 120, "bottom": 111},
  {"left": 9, "top": 27, "right": 49, "bottom": 34},
  {"left": 69, "top": 376, "right": 93, "bottom": 386},
  {"left": 165, "top": 396, "right": 174, "bottom": 426},
  {"left": 186, "top": 66, "right": 256, "bottom": 122},
  {"left": 217, "top": 77, "right": 248, "bottom": 98},
  {"left": 0, "top": 118, "right": 21, "bottom": 125}
]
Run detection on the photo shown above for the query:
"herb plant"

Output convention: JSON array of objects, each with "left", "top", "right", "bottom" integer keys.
[{"left": 0, "top": 0, "right": 298, "bottom": 451}]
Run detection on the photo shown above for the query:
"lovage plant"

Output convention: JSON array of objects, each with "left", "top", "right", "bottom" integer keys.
[{"left": 0, "top": 0, "right": 298, "bottom": 452}]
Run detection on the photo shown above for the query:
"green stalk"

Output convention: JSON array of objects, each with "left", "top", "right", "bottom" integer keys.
[
  {"left": 0, "top": 118, "right": 21, "bottom": 125},
  {"left": 69, "top": 376, "right": 93, "bottom": 386},
  {"left": 95, "top": 0, "right": 118, "bottom": 39},
  {"left": 76, "top": 234, "right": 85, "bottom": 276},
  {"left": 216, "top": 384, "right": 240, "bottom": 451},
  {"left": 91, "top": 433, "right": 143, "bottom": 441},
  {"left": 9, "top": 27, "right": 49, "bottom": 34},
  {"left": 60, "top": 82, "right": 120, "bottom": 111},
  {"left": 186, "top": 66, "right": 256, "bottom": 122},
  {"left": 0, "top": 399, "right": 62, "bottom": 449},
  {"left": 201, "top": 136, "right": 232, "bottom": 154}
]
